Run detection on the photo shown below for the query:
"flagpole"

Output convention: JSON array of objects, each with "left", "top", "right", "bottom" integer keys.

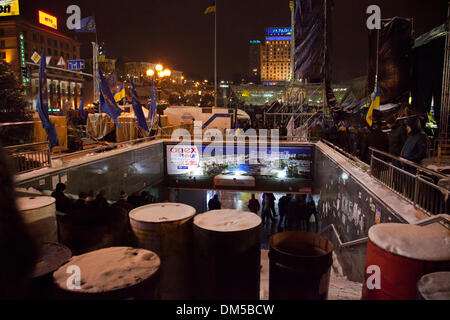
[{"left": 214, "top": 1, "right": 217, "bottom": 107}]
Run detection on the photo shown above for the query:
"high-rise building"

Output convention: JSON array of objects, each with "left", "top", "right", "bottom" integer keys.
[
  {"left": 0, "top": 8, "right": 83, "bottom": 110},
  {"left": 248, "top": 40, "right": 261, "bottom": 83},
  {"left": 260, "top": 27, "right": 292, "bottom": 85}
]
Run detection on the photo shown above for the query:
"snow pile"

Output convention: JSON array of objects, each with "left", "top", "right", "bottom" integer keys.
[
  {"left": 369, "top": 223, "right": 450, "bottom": 261},
  {"left": 194, "top": 209, "right": 261, "bottom": 232},
  {"left": 130, "top": 203, "right": 196, "bottom": 223},
  {"left": 417, "top": 272, "right": 450, "bottom": 300},
  {"left": 53, "top": 247, "right": 160, "bottom": 293}
]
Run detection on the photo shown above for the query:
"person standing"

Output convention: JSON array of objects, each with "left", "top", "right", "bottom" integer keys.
[
  {"left": 367, "top": 121, "right": 389, "bottom": 154},
  {"left": 277, "top": 194, "right": 291, "bottom": 231},
  {"left": 93, "top": 190, "right": 109, "bottom": 209},
  {"left": 208, "top": 194, "right": 221, "bottom": 211},
  {"left": 72, "top": 192, "right": 89, "bottom": 213},
  {"left": 112, "top": 191, "right": 134, "bottom": 213},
  {"left": 387, "top": 117, "right": 407, "bottom": 157},
  {"left": 51, "top": 183, "right": 73, "bottom": 214},
  {"left": 306, "top": 198, "right": 318, "bottom": 233},
  {"left": 247, "top": 194, "right": 260, "bottom": 214},
  {"left": 401, "top": 117, "right": 429, "bottom": 165}
]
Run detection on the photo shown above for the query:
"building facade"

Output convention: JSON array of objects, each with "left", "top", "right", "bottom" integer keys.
[
  {"left": 0, "top": 15, "right": 83, "bottom": 111},
  {"left": 260, "top": 27, "right": 292, "bottom": 85},
  {"left": 248, "top": 40, "right": 261, "bottom": 83}
]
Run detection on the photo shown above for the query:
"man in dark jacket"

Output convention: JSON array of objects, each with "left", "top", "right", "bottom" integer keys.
[
  {"left": 72, "top": 192, "right": 89, "bottom": 213},
  {"left": 277, "top": 194, "right": 291, "bottom": 231},
  {"left": 400, "top": 117, "right": 429, "bottom": 165},
  {"left": 387, "top": 117, "right": 407, "bottom": 156},
  {"left": 51, "top": 183, "right": 73, "bottom": 213},
  {"left": 112, "top": 191, "right": 134, "bottom": 213},
  {"left": 208, "top": 194, "right": 221, "bottom": 211},
  {"left": 367, "top": 122, "right": 389, "bottom": 154},
  {"left": 247, "top": 194, "right": 260, "bottom": 214}
]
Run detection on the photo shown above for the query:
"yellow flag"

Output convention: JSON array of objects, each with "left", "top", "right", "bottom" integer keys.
[
  {"left": 204, "top": 3, "right": 216, "bottom": 14},
  {"left": 366, "top": 87, "right": 380, "bottom": 127}
]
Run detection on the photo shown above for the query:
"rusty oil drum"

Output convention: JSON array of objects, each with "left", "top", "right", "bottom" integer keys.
[{"left": 269, "top": 231, "right": 334, "bottom": 300}]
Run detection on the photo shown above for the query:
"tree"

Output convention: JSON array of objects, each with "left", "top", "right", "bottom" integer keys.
[{"left": 0, "top": 61, "right": 33, "bottom": 146}]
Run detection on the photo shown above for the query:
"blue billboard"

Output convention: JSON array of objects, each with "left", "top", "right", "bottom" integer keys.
[{"left": 265, "top": 27, "right": 292, "bottom": 36}]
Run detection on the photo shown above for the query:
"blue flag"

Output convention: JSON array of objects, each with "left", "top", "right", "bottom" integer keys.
[
  {"left": 99, "top": 69, "right": 123, "bottom": 127},
  {"left": 149, "top": 77, "right": 157, "bottom": 126},
  {"left": 75, "top": 16, "right": 96, "bottom": 33},
  {"left": 129, "top": 77, "right": 149, "bottom": 132},
  {"left": 36, "top": 49, "right": 58, "bottom": 150},
  {"left": 78, "top": 96, "right": 85, "bottom": 120}
]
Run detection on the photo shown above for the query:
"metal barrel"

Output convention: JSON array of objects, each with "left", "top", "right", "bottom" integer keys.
[
  {"left": 16, "top": 196, "right": 58, "bottom": 244},
  {"left": 268, "top": 231, "right": 334, "bottom": 300},
  {"left": 417, "top": 272, "right": 450, "bottom": 300},
  {"left": 28, "top": 242, "right": 72, "bottom": 299},
  {"left": 193, "top": 209, "right": 262, "bottom": 300},
  {"left": 129, "top": 203, "right": 196, "bottom": 299},
  {"left": 53, "top": 247, "right": 160, "bottom": 300},
  {"left": 362, "top": 223, "right": 450, "bottom": 300},
  {"left": 58, "top": 207, "right": 129, "bottom": 255}
]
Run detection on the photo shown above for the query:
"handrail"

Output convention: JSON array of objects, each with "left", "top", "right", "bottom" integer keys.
[
  {"left": 369, "top": 147, "right": 447, "bottom": 179},
  {"left": 319, "top": 224, "right": 368, "bottom": 248},
  {"left": 4, "top": 141, "right": 49, "bottom": 150},
  {"left": 321, "top": 139, "right": 370, "bottom": 170}
]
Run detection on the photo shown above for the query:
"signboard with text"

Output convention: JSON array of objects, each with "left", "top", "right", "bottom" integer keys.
[
  {"left": 0, "top": 0, "right": 20, "bottom": 17},
  {"left": 67, "top": 59, "right": 85, "bottom": 70},
  {"left": 39, "top": 10, "right": 57, "bottom": 30}
]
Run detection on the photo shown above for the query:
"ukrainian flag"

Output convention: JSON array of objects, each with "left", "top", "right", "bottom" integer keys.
[
  {"left": 113, "top": 83, "right": 126, "bottom": 104},
  {"left": 365, "top": 86, "right": 380, "bottom": 127},
  {"left": 205, "top": 1, "right": 216, "bottom": 14}
]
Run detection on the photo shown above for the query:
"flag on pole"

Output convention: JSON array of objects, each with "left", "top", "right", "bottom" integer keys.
[
  {"left": 36, "top": 49, "right": 58, "bottom": 150},
  {"left": 106, "top": 70, "right": 120, "bottom": 90},
  {"left": 75, "top": 16, "right": 96, "bottom": 33},
  {"left": 148, "top": 77, "right": 158, "bottom": 128},
  {"left": 99, "top": 69, "right": 123, "bottom": 127},
  {"left": 365, "top": 86, "right": 380, "bottom": 126},
  {"left": 129, "top": 77, "right": 149, "bottom": 132},
  {"left": 113, "top": 83, "right": 126, "bottom": 104},
  {"left": 78, "top": 96, "right": 85, "bottom": 120},
  {"left": 204, "top": 1, "right": 216, "bottom": 14}
]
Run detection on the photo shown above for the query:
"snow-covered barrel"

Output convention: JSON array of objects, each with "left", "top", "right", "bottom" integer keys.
[
  {"left": 417, "top": 272, "right": 450, "bottom": 300},
  {"left": 16, "top": 196, "right": 58, "bottom": 244},
  {"left": 193, "top": 209, "right": 262, "bottom": 300},
  {"left": 129, "top": 203, "right": 196, "bottom": 299},
  {"left": 53, "top": 247, "right": 160, "bottom": 299},
  {"left": 29, "top": 242, "right": 72, "bottom": 299},
  {"left": 362, "top": 223, "right": 450, "bottom": 300}
]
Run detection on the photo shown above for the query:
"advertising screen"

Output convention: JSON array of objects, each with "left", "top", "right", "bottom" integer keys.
[{"left": 166, "top": 144, "right": 311, "bottom": 179}]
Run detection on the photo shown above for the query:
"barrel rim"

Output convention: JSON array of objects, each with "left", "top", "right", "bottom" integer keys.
[
  {"left": 16, "top": 195, "right": 56, "bottom": 211},
  {"left": 129, "top": 202, "right": 196, "bottom": 224},
  {"left": 269, "top": 231, "right": 334, "bottom": 259},
  {"left": 193, "top": 209, "right": 262, "bottom": 233}
]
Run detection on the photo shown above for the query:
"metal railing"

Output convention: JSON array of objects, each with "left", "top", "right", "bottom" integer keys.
[
  {"left": 4, "top": 142, "right": 51, "bottom": 174},
  {"left": 369, "top": 147, "right": 449, "bottom": 215}
]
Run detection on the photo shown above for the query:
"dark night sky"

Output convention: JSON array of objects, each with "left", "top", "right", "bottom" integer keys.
[{"left": 22, "top": 0, "right": 447, "bottom": 83}]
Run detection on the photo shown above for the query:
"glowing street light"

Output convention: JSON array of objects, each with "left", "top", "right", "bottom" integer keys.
[
  {"left": 163, "top": 69, "right": 171, "bottom": 77},
  {"left": 155, "top": 64, "right": 163, "bottom": 71},
  {"left": 158, "top": 70, "right": 165, "bottom": 78},
  {"left": 146, "top": 69, "right": 155, "bottom": 77}
]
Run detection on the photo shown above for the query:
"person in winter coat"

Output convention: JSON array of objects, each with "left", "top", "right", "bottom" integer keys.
[
  {"left": 358, "top": 126, "right": 370, "bottom": 163},
  {"left": 367, "top": 122, "right": 389, "bottom": 154},
  {"left": 51, "top": 183, "right": 73, "bottom": 214},
  {"left": 400, "top": 117, "right": 429, "bottom": 165},
  {"left": 336, "top": 125, "right": 350, "bottom": 152},
  {"left": 387, "top": 117, "right": 407, "bottom": 157},
  {"left": 247, "top": 194, "right": 260, "bottom": 214},
  {"left": 208, "top": 194, "right": 221, "bottom": 211}
]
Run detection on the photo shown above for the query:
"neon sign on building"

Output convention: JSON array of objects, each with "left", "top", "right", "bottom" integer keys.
[{"left": 39, "top": 10, "right": 57, "bottom": 30}]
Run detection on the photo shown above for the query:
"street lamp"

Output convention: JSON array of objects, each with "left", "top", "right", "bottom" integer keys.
[{"left": 146, "top": 69, "right": 154, "bottom": 77}]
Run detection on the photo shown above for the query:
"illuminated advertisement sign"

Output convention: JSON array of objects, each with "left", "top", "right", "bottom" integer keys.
[
  {"left": 166, "top": 145, "right": 311, "bottom": 178},
  {"left": 0, "top": 0, "right": 20, "bottom": 16},
  {"left": 39, "top": 10, "right": 57, "bottom": 30},
  {"left": 265, "top": 27, "right": 292, "bottom": 37}
]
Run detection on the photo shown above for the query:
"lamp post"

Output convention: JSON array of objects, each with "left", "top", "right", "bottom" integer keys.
[{"left": 147, "top": 64, "right": 171, "bottom": 128}]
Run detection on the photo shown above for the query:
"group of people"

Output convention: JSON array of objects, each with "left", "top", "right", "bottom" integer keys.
[
  {"left": 248, "top": 193, "right": 317, "bottom": 232},
  {"left": 50, "top": 183, "right": 155, "bottom": 215},
  {"left": 311, "top": 116, "right": 429, "bottom": 165}
]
